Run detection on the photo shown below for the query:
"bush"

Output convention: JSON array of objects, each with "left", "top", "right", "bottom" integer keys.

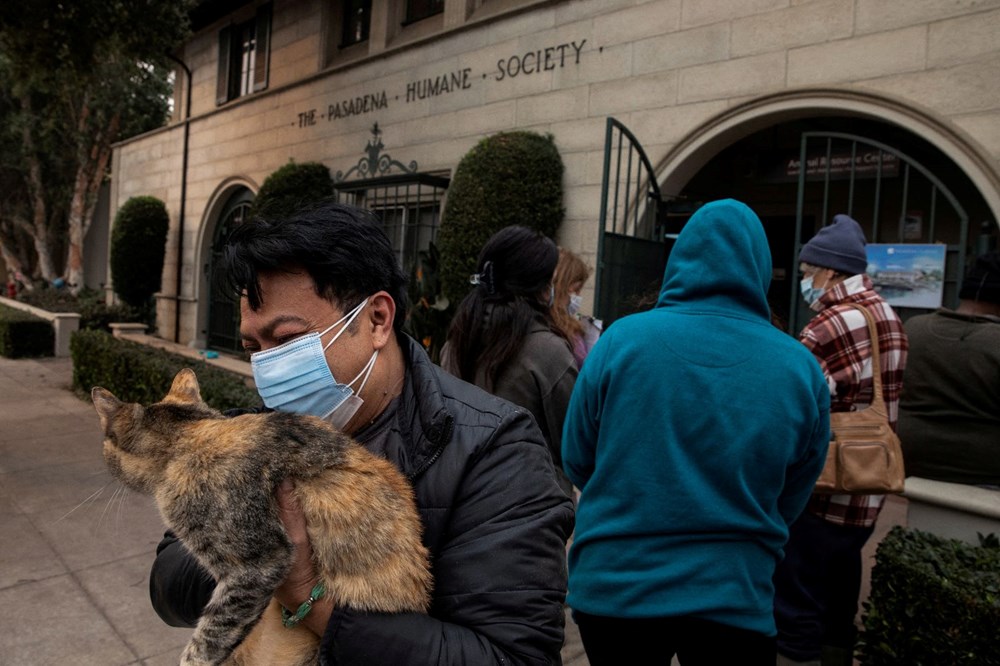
[
  {"left": 0, "top": 304, "right": 54, "bottom": 358},
  {"left": 71, "top": 329, "right": 260, "bottom": 412},
  {"left": 859, "top": 526, "right": 1000, "bottom": 665},
  {"left": 16, "top": 285, "right": 79, "bottom": 312},
  {"left": 110, "top": 196, "right": 170, "bottom": 309},
  {"left": 249, "top": 160, "right": 334, "bottom": 219},
  {"left": 18, "top": 287, "right": 147, "bottom": 331},
  {"left": 437, "top": 131, "right": 565, "bottom": 304}
]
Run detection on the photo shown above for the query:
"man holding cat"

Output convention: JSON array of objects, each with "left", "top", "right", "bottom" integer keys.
[{"left": 149, "top": 201, "right": 575, "bottom": 664}]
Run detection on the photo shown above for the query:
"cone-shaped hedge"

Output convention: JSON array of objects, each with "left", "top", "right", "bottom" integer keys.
[
  {"left": 249, "top": 161, "right": 334, "bottom": 219},
  {"left": 437, "top": 131, "right": 565, "bottom": 303},
  {"left": 110, "top": 196, "right": 169, "bottom": 309}
]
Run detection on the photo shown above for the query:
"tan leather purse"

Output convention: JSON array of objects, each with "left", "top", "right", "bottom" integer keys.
[{"left": 814, "top": 303, "right": 905, "bottom": 495}]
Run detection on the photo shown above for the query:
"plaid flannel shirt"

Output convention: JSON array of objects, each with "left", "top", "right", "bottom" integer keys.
[{"left": 800, "top": 275, "right": 908, "bottom": 528}]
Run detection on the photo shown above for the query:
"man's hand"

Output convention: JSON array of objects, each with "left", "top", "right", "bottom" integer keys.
[{"left": 274, "top": 479, "right": 334, "bottom": 637}]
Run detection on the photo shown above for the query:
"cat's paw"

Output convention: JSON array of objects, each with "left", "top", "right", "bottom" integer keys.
[{"left": 179, "top": 643, "right": 215, "bottom": 666}]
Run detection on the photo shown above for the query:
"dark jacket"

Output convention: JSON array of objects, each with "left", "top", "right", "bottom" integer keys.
[
  {"left": 149, "top": 335, "right": 575, "bottom": 665},
  {"left": 443, "top": 311, "right": 578, "bottom": 496}
]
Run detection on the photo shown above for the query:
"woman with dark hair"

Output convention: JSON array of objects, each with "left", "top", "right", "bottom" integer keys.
[{"left": 442, "top": 225, "right": 578, "bottom": 497}]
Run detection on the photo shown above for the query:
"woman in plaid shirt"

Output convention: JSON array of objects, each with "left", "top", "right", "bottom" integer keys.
[{"left": 774, "top": 215, "right": 908, "bottom": 666}]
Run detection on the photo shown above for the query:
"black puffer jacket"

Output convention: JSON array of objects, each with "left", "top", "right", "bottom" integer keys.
[{"left": 149, "top": 335, "right": 575, "bottom": 665}]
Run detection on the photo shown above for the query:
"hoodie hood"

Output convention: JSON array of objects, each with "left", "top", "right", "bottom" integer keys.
[{"left": 656, "top": 199, "right": 772, "bottom": 321}]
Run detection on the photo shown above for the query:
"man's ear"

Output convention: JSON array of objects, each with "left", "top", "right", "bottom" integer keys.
[{"left": 367, "top": 291, "right": 397, "bottom": 351}]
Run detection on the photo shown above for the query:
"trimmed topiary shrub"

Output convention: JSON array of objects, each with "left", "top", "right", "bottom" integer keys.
[
  {"left": 110, "top": 196, "right": 170, "bottom": 310},
  {"left": 71, "top": 329, "right": 260, "bottom": 412},
  {"left": 859, "top": 526, "right": 1000, "bottom": 665},
  {"left": 0, "top": 304, "right": 54, "bottom": 358},
  {"left": 437, "top": 131, "right": 565, "bottom": 304},
  {"left": 249, "top": 160, "right": 334, "bottom": 219}
]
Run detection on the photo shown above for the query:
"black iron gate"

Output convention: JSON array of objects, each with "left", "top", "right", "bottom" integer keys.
[
  {"left": 790, "top": 131, "right": 970, "bottom": 332},
  {"left": 333, "top": 172, "right": 449, "bottom": 277},
  {"left": 206, "top": 188, "right": 253, "bottom": 353},
  {"left": 595, "top": 118, "right": 690, "bottom": 326}
]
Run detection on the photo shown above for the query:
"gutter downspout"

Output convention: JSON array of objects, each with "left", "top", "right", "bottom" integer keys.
[{"left": 167, "top": 53, "right": 192, "bottom": 344}]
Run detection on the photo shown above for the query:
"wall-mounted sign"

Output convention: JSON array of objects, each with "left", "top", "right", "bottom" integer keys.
[
  {"left": 867, "top": 243, "right": 947, "bottom": 309},
  {"left": 763, "top": 150, "right": 900, "bottom": 182},
  {"left": 291, "top": 39, "right": 592, "bottom": 127}
]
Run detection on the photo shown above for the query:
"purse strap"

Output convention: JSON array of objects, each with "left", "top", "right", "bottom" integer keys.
[{"left": 840, "top": 302, "right": 888, "bottom": 417}]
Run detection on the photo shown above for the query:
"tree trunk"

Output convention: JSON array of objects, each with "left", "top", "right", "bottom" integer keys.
[
  {"left": 19, "top": 95, "right": 57, "bottom": 282},
  {"left": 65, "top": 111, "right": 118, "bottom": 295}
]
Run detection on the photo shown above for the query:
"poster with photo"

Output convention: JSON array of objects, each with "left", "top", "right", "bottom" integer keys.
[{"left": 866, "top": 244, "right": 947, "bottom": 309}]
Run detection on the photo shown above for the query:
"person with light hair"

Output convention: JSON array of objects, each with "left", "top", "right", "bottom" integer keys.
[{"left": 550, "top": 248, "right": 602, "bottom": 368}]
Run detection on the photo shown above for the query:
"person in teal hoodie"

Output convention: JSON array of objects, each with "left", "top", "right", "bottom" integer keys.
[{"left": 562, "top": 198, "right": 830, "bottom": 665}]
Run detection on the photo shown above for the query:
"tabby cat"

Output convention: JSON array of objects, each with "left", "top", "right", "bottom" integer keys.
[{"left": 92, "top": 368, "right": 432, "bottom": 666}]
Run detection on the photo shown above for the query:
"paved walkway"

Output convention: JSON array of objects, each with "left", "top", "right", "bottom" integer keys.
[
  {"left": 0, "top": 355, "right": 903, "bottom": 665},
  {"left": 0, "top": 356, "right": 192, "bottom": 665}
]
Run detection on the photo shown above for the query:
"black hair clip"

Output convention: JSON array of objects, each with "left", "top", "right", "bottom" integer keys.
[{"left": 470, "top": 260, "right": 496, "bottom": 295}]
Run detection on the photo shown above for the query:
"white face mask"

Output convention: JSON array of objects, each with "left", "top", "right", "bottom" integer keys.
[
  {"left": 800, "top": 274, "right": 825, "bottom": 305},
  {"left": 250, "top": 297, "right": 376, "bottom": 430},
  {"left": 568, "top": 293, "right": 583, "bottom": 316}
]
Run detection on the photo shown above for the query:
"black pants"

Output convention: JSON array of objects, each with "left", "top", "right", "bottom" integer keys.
[
  {"left": 573, "top": 611, "right": 776, "bottom": 666},
  {"left": 773, "top": 511, "right": 875, "bottom": 661}
]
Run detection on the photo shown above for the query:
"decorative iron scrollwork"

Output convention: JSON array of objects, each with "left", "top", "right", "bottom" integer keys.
[{"left": 335, "top": 123, "right": 418, "bottom": 182}]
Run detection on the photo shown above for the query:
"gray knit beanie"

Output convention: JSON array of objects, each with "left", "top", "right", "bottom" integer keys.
[{"left": 799, "top": 214, "right": 868, "bottom": 275}]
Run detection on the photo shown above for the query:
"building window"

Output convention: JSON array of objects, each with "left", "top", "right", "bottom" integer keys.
[
  {"left": 216, "top": 4, "right": 271, "bottom": 105},
  {"left": 334, "top": 174, "right": 450, "bottom": 275},
  {"left": 341, "top": 0, "right": 371, "bottom": 46},
  {"left": 404, "top": 0, "right": 444, "bottom": 25}
]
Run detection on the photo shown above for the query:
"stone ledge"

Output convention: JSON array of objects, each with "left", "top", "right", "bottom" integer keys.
[
  {"left": 904, "top": 477, "right": 1000, "bottom": 520},
  {"left": 114, "top": 331, "right": 254, "bottom": 381},
  {"left": 109, "top": 322, "right": 149, "bottom": 338},
  {"left": 903, "top": 476, "right": 1000, "bottom": 544},
  {"left": 0, "top": 295, "right": 81, "bottom": 357}
]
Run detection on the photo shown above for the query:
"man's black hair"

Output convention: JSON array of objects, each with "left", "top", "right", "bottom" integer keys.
[{"left": 223, "top": 200, "right": 409, "bottom": 331}]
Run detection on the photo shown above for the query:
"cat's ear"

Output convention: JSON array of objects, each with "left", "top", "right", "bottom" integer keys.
[
  {"left": 166, "top": 368, "right": 202, "bottom": 404},
  {"left": 91, "top": 387, "right": 123, "bottom": 434}
]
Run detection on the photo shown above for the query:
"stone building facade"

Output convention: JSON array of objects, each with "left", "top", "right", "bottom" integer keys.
[{"left": 109, "top": 0, "right": 1000, "bottom": 350}]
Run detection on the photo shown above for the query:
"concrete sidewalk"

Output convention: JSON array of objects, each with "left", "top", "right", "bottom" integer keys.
[{"left": 0, "top": 356, "right": 192, "bottom": 665}]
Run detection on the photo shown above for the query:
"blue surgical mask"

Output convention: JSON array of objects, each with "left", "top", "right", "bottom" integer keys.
[
  {"left": 800, "top": 276, "right": 825, "bottom": 305},
  {"left": 568, "top": 293, "right": 583, "bottom": 316},
  {"left": 250, "top": 298, "right": 377, "bottom": 429}
]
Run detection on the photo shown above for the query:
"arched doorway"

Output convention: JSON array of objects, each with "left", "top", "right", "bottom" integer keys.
[
  {"left": 594, "top": 93, "right": 999, "bottom": 331},
  {"left": 676, "top": 116, "right": 992, "bottom": 331},
  {"left": 206, "top": 187, "right": 253, "bottom": 352}
]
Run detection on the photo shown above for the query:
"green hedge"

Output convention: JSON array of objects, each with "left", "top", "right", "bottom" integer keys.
[
  {"left": 249, "top": 160, "right": 334, "bottom": 219},
  {"left": 110, "top": 196, "right": 170, "bottom": 309},
  {"left": 71, "top": 329, "right": 260, "bottom": 412},
  {"left": 0, "top": 304, "right": 54, "bottom": 358},
  {"left": 18, "top": 287, "right": 147, "bottom": 331},
  {"left": 860, "top": 526, "right": 1000, "bottom": 665},
  {"left": 436, "top": 131, "right": 565, "bottom": 304}
]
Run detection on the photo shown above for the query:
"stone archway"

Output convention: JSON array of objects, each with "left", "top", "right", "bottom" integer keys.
[
  {"left": 190, "top": 178, "right": 258, "bottom": 349},
  {"left": 656, "top": 88, "right": 1000, "bottom": 224}
]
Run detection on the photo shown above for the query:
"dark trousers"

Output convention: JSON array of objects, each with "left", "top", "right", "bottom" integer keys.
[
  {"left": 573, "top": 611, "right": 776, "bottom": 666},
  {"left": 773, "top": 511, "right": 875, "bottom": 662}
]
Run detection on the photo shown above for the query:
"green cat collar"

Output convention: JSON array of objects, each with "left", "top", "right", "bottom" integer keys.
[{"left": 281, "top": 581, "right": 326, "bottom": 628}]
